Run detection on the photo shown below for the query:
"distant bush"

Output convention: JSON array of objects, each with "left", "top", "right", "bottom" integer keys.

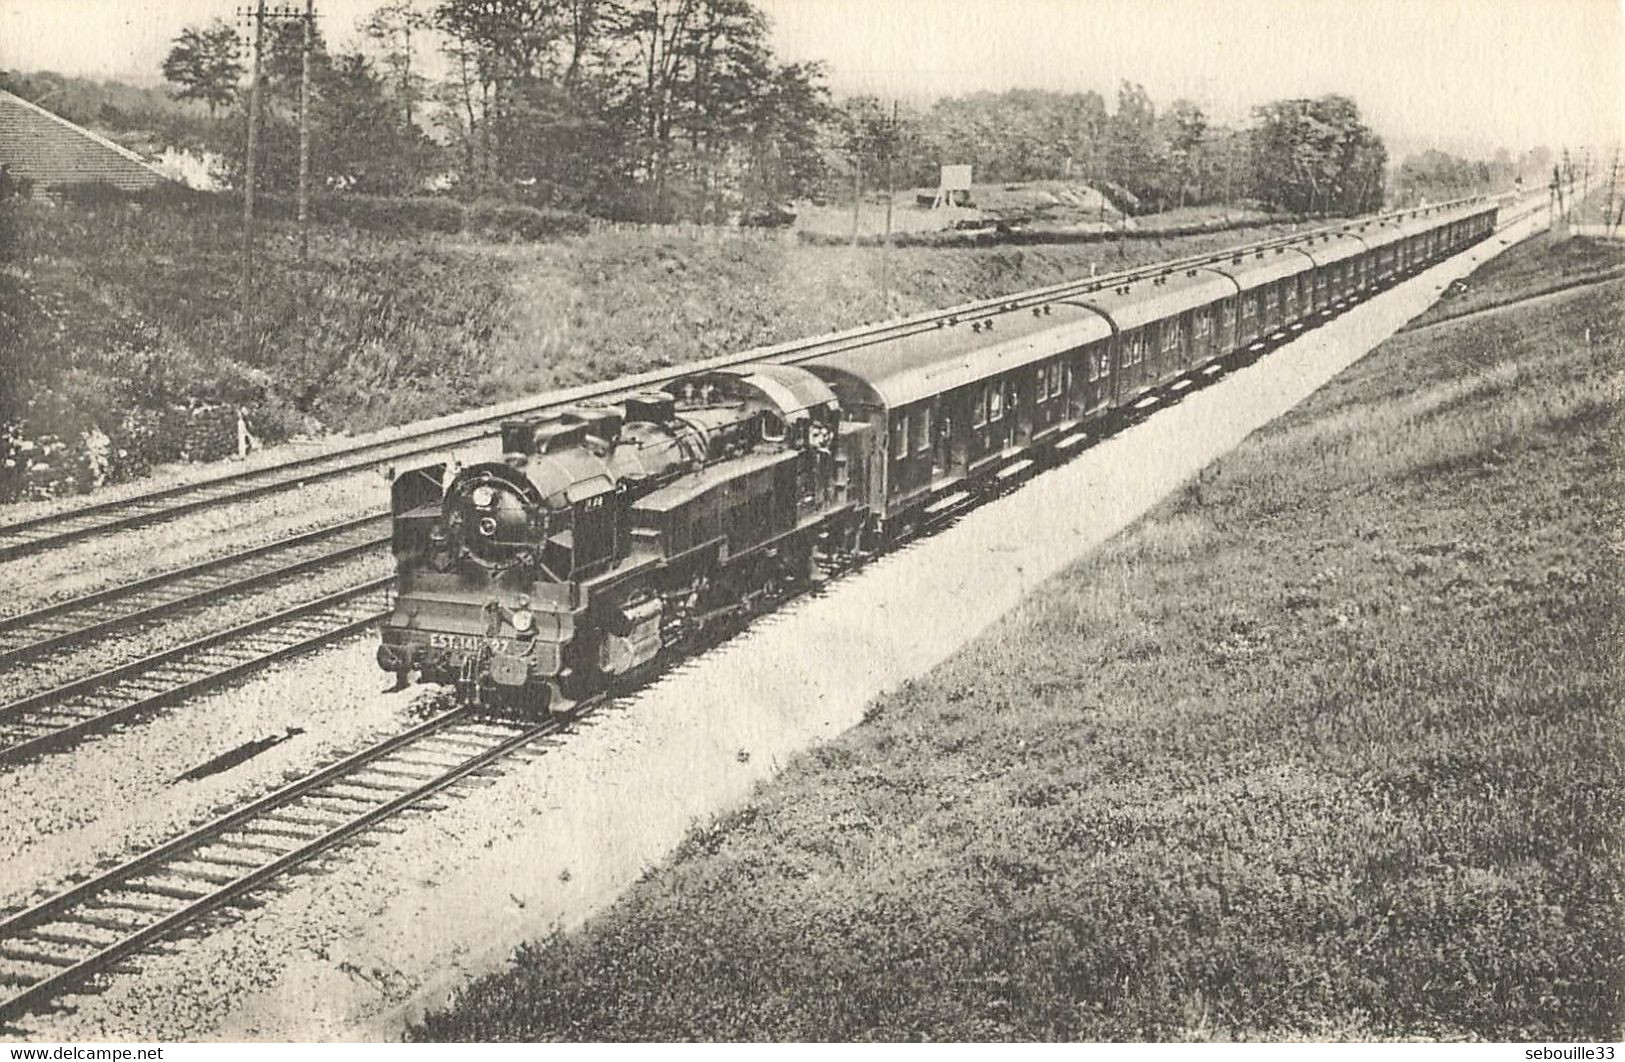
[
  {"left": 306, "top": 193, "right": 466, "bottom": 236},
  {"left": 49, "top": 183, "right": 590, "bottom": 243},
  {"left": 467, "top": 199, "right": 592, "bottom": 242}
]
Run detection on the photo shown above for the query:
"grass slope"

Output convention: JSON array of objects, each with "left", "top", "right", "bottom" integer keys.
[
  {"left": 411, "top": 238, "right": 1625, "bottom": 1042},
  {"left": 5, "top": 198, "right": 1309, "bottom": 448}
]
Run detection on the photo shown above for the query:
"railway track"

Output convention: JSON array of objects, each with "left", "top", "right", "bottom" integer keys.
[
  {"left": 0, "top": 195, "right": 1549, "bottom": 766},
  {"left": 0, "top": 579, "right": 388, "bottom": 765},
  {"left": 0, "top": 708, "right": 565, "bottom": 1028},
  {"left": 0, "top": 197, "right": 1507, "bottom": 567},
  {"left": 0, "top": 203, "right": 1560, "bottom": 1029},
  {"left": 0, "top": 514, "right": 389, "bottom": 669}
]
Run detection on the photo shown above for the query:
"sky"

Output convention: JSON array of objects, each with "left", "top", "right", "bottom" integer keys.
[{"left": 0, "top": 0, "right": 1620, "bottom": 155}]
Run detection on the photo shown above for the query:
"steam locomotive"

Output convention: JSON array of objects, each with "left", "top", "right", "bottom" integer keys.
[{"left": 378, "top": 199, "right": 1499, "bottom": 713}]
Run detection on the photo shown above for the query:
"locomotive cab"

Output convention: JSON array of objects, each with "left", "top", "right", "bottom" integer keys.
[{"left": 380, "top": 364, "right": 857, "bottom": 715}]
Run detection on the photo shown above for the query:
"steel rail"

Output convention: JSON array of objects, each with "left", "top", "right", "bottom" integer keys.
[
  {"left": 0, "top": 578, "right": 389, "bottom": 764},
  {"left": 0, "top": 196, "right": 1499, "bottom": 565},
  {"left": 0, "top": 515, "right": 390, "bottom": 668},
  {"left": 0, "top": 202, "right": 1540, "bottom": 1027},
  {"left": 0, "top": 708, "right": 567, "bottom": 1027}
]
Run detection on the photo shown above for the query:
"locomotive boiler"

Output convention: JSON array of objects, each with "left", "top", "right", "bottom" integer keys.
[
  {"left": 380, "top": 198, "right": 1500, "bottom": 715},
  {"left": 378, "top": 365, "right": 869, "bottom": 712}
]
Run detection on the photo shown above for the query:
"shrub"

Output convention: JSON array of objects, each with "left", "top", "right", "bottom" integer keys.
[{"left": 467, "top": 199, "right": 591, "bottom": 242}]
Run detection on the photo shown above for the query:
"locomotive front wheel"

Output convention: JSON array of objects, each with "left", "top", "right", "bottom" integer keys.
[{"left": 489, "top": 681, "right": 551, "bottom": 719}]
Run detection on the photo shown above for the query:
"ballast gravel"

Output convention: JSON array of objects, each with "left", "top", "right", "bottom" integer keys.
[{"left": 3, "top": 209, "right": 1545, "bottom": 1042}]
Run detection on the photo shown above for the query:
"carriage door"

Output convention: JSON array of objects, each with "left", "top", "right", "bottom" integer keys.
[
  {"left": 987, "top": 377, "right": 1011, "bottom": 453},
  {"left": 1008, "top": 376, "right": 1027, "bottom": 445},
  {"left": 933, "top": 397, "right": 954, "bottom": 476}
]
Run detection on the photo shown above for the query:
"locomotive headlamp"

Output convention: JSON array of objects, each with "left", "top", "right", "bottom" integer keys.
[
  {"left": 510, "top": 608, "right": 535, "bottom": 633},
  {"left": 471, "top": 484, "right": 496, "bottom": 508}
]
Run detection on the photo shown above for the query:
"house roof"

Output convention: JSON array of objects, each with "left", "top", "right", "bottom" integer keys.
[{"left": 0, "top": 89, "right": 167, "bottom": 197}]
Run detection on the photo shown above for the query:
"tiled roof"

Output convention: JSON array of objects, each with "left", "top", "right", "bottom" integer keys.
[{"left": 0, "top": 89, "right": 167, "bottom": 197}]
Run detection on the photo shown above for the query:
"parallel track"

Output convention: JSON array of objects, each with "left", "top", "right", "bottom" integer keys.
[
  {"left": 0, "top": 197, "right": 1506, "bottom": 565},
  {"left": 0, "top": 708, "right": 566, "bottom": 1027},
  {"left": 0, "top": 514, "right": 389, "bottom": 669},
  {"left": 0, "top": 580, "right": 389, "bottom": 764},
  {"left": 0, "top": 200, "right": 1557, "bottom": 1029},
  {"left": 0, "top": 195, "right": 1546, "bottom": 767}
]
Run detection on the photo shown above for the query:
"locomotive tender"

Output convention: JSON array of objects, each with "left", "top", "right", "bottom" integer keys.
[{"left": 378, "top": 199, "right": 1499, "bottom": 712}]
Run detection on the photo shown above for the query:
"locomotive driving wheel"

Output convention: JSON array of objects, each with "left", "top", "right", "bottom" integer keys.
[{"left": 489, "top": 680, "right": 552, "bottom": 718}]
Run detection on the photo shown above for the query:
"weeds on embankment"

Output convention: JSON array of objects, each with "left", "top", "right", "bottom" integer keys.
[
  {"left": 411, "top": 241, "right": 1624, "bottom": 1041},
  {"left": 2, "top": 197, "right": 1310, "bottom": 499}
]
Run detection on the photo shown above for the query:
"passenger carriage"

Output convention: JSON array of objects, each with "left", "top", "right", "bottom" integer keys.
[
  {"left": 1065, "top": 267, "right": 1238, "bottom": 403},
  {"left": 1208, "top": 245, "right": 1316, "bottom": 346},
  {"left": 804, "top": 304, "right": 1115, "bottom": 531}
]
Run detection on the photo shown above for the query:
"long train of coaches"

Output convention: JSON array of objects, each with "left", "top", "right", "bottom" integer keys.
[{"left": 378, "top": 198, "right": 1501, "bottom": 712}]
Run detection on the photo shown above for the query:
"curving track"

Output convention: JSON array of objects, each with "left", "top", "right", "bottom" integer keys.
[
  {"left": 0, "top": 579, "right": 388, "bottom": 764},
  {"left": 0, "top": 708, "right": 566, "bottom": 1027},
  {"left": 0, "top": 515, "right": 389, "bottom": 669},
  {"left": 0, "top": 197, "right": 1511, "bottom": 566},
  {"left": 0, "top": 193, "right": 1562, "bottom": 1030}
]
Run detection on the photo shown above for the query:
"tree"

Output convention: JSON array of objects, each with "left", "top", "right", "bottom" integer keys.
[
  {"left": 1105, "top": 81, "right": 1161, "bottom": 209},
  {"left": 1162, "top": 99, "right": 1208, "bottom": 207},
  {"left": 1249, "top": 95, "right": 1385, "bottom": 215},
  {"left": 361, "top": 1, "right": 433, "bottom": 127},
  {"left": 161, "top": 20, "right": 244, "bottom": 117}
]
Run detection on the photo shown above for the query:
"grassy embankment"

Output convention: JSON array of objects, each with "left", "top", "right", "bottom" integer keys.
[
  {"left": 1409, "top": 228, "right": 1625, "bottom": 330},
  {"left": 2, "top": 196, "right": 1312, "bottom": 489},
  {"left": 412, "top": 236, "right": 1624, "bottom": 1040}
]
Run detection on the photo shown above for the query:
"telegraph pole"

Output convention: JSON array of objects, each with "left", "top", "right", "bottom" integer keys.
[
  {"left": 880, "top": 99, "right": 897, "bottom": 314},
  {"left": 1606, "top": 146, "right": 1618, "bottom": 234},
  {"left": 242, "top": 0, "right": 265, "bottom": 347},
  {"left": 850, "top": 153, "right": 861, "bottom": 247},
  {"left": 298, "top": 0, "right": 313, "bottom": 262}
]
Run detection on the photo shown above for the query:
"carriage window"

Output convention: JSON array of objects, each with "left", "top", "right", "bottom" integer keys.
[
  {"left": 1049, "top": 362, "right": 1063, "bottom": 396},
  {"left": 989, "top": 384, "right": 1003, "bottom": 420},
  {"left": 914, "top": 405, "right": 932, "bottom": 453},
  {"left": 892, "top": 414, "right": 907, "bottom": 460},
  {"left": 971, "top": 386, "right": 987, "bottom": 427},
  {"left": 1096, "top": 348, "right": 1111, "bottom": 378},
  {"left": 1163, "top": 325, "right": 1180, "bottom": 353},
  {"left": 1036, "top": 365, "right": 1049, "bottom": 399},
  {"left": 760, "top": 412, "right": 786, "bottom": 443}
]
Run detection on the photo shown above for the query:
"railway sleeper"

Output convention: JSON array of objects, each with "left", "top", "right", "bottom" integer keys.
[
  {"left": 163, "top": 863, "right": 242, "bottom": 887},
  {"left": 214, "top": 833, "right": 300, "bottom": 855},
  {"left": 340, "top": 776, "right": 421, "bottom": 795},
  {"left": 27, "top": 926, "right": 115, "bottom": 950},
  {"left": 123, "top": 878, "right": 210, "bottom": 902},
  {"left": 308, "top": 787, "right": 394, "bottom": 807},
  {"left": 92, "top": 893, "right": 183, "bottom": 916},
  {"left": 256, "top": 813, "right": 341, "bottom": 834},
  {"left": 69, "top": 911, "right": 149, "bottom": 933},
  {"left": 0, "top": 944, "right": 78, "bottom": 969},
  {"left": 355, "top": 763, "right": 441, "bottom": 783},
  {"left": 190, "top": 848, "right": 274, "bottom": 870}
]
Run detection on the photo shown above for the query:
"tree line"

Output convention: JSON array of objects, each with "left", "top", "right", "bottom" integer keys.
[{"left": 71, "top": 0, "right": 1539, "bottom": 222}]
